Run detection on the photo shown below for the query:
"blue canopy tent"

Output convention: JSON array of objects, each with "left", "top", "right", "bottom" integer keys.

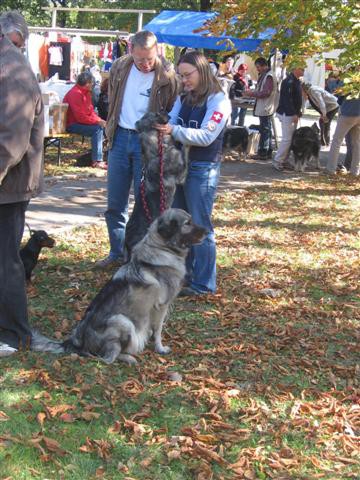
[{"left": 144, "top": 10, "right": 274, "bottom": 52}]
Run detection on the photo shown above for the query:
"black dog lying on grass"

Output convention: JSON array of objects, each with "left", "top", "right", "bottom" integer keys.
[{"left": 20, "top": 227, "right": 55, "bottom": 280}]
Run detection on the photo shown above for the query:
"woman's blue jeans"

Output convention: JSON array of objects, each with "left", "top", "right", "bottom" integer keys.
[
  {"left": 104, "top": 127, "right": 142, "bottom": 260},
  {"left": 66, "top": 123, "right": 104, "bottom": 161},
  {"left": 173, "top": 161, "right": 220, "bottom": 293}
]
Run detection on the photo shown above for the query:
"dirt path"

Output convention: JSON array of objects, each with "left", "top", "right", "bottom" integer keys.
[{"left": 26, "top": 148, "right": 336, "bottom": 233}]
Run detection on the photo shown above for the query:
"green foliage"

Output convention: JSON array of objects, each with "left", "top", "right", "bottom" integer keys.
[
  {"left": 0, "top": 0, "right": 50, "bottom": 25},
  {"left": 208, "top": 0, "right": 360, "bottom": 95},
  {"left": 0, "top": 1, "right": 206, "bottom": 31}
]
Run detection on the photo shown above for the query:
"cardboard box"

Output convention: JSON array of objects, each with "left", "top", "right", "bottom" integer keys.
[
  {"left": 247, "top": 130, "right": 260, "bottom": 155},
  {"left": 49, "top": 103, "right": 68, "bottom": 135}
]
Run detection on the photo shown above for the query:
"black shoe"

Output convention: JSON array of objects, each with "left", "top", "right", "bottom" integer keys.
[
  {"left": 250, "top": 153, "right": 268, "bottom": 161},
  {"left": 178, "top": 287, "right": 201, "bottom": 297}
]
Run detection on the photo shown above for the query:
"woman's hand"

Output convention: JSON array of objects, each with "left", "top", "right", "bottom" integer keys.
[{"left": 155, "top": 123, "right": 173, "bottom": 135}]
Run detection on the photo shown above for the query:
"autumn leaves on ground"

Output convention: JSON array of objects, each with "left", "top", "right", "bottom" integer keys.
[{"left": 1, "top": 172, "right": 359, "bottom": 480}]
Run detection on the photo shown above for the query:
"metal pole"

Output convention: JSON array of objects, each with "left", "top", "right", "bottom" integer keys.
[
  {"left": 137, "top": 12, "right": 143, "bottom": 31},
  {"left": 51, "top": 9, "right": 57, "bottom": 28}
]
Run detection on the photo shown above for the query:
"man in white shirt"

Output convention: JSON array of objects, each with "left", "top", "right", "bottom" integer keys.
[{"left": 95, "top": 31, "right": 177, "bottom": 268}]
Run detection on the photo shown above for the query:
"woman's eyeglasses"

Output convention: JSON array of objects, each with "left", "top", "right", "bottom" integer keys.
[{"left": 178, "top": 69, "right": 197, "bottom": 80}]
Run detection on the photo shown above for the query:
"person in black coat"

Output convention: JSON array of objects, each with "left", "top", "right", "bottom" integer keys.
[
  {"left": 230, "top": 63, "right": 251, "bottom": 126},
  {"left": 97, "top": 78, "right": 109, "bottom": 121},
  {"left": 273, "top": 66, "right": 304, "bottom": 170}
]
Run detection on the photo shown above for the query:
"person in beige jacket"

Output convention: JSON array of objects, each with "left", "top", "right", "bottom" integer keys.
[
  {"left": 95, "top": 30, "right": 178, "bottom": 269},
  {"left": 0, "top": 12, "right": 45, "bottom": 356},
  {"left": 243, "top": 57, "right": 277, "bottom": 160}
]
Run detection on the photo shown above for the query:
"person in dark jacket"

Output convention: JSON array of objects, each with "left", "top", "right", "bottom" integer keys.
[
  {"left": 97, "top": 78, "right": 109, "bottom": 121},
  {"left": 272, "top": 66, "right": 304, "bottom": 171},
  {"left": 0, "top": 12, "right": 43, "bottom": 356},
  {"left": 230, "top": 63, "right": 250, "bottom": 126}
]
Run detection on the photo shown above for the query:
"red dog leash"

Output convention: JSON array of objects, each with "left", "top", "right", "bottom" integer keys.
[{"left": 140, "top": 130, "right": 166, "bottom": 224}]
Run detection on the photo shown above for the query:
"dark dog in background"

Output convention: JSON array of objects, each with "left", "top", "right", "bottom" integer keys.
[
  {"left": 20, "top": 226, "right": 55, "bottom": 280},
  {"left": 291, "top": 123, "right": 321, "bottom": 172},
  {"left": 223, "top": 126, "right": 249, "bottom": 157},
  {"left": 124, "top": 112, "right": 188, "bottom": 258},
  {"left": 59, "top": 209, "right": 207, "bottom": 364}
]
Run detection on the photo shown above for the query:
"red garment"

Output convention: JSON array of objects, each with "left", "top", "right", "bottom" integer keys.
[
  {"left": 233, "top": 72, "right": 248, "bottom": 89},
  {"left": 63, "top": 84, "right": 101, "bottom": 127}
]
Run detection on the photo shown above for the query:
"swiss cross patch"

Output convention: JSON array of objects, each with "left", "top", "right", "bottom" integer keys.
[{"left": 210, "top": 111, "right": 223, "bottom": 123}]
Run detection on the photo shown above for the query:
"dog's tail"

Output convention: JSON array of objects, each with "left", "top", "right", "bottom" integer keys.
[
  {"left": 31, "top": 330, "right": 65, "bottom": 353},
  {"left": 31, "top": 330, "right": 90, "bottom": 357}
]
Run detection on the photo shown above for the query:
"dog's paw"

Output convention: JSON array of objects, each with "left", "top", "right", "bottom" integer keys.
[
  {"left": 118, "top": 353, "right": 138, "bottom": 365},
  {"left": 155, "top": 345, "right": 171, "bottom": 355}
]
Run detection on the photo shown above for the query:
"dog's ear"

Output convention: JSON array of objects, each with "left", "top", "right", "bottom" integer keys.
[{"left": 157, "top": 217, "right": 178, "bottom": 240}]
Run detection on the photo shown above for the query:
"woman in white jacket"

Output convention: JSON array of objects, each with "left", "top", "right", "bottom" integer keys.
[{"left": 302, "top": 82, "right": 339, "bottom": 146}]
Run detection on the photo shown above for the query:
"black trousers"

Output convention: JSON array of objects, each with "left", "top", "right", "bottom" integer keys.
[{"left": 0, "top": 201, "right": 32, "bottom": 349}]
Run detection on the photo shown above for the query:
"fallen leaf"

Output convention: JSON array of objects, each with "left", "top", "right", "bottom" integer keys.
[
  {"left": 42, "top": 436, "right": 68, "bottom": 456},
  {"left": 59, "top": 413, "right": 76, "bottom": 423},
  {"left": 79, "top": 411, "right": 101, "bottom": 421},
  {"left": 0, "top": 411, "right": 10, "bottom": 421},
  {"left": 36, "top": 412, "right": 47, "bottom": 428},
  {"left": 167, "top": 449, "right": 181, "bottom": 460}
]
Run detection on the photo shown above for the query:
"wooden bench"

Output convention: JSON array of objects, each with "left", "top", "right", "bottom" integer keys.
[{"left": 43, "top": 133, "right": 85, "bottom": 166}]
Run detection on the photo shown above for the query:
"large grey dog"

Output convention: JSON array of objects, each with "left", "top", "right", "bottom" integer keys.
[
  {"left": 124, "top": 112, "right": 188, "bottom": 258},
  {"left": 33, "top": 210, "right": 206, "bottom": 364}
]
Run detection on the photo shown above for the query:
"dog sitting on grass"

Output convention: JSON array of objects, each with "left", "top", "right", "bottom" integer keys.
[
  {"left": 20, "top": 227, "right": 55, "bottom": 280},
  {"left": 32, "top": 209, "right": 207, "bottom": 363},
  {"left": 291, "top": 123, "right": 321, "bottom": 172}
]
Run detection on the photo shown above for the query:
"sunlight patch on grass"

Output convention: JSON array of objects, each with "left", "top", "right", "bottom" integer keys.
[{"left": 0, "top": 389, "right": 29, "bottom": 407}]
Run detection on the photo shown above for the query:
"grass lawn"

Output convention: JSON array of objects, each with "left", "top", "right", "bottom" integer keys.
[{"left": 1, "top": 153, "right": 359, "bottom": 479}]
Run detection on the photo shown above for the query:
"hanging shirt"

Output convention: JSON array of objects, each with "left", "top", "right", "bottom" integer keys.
[
  {"left": 119, "top": 64, "right": 155, "bottom": 130},
  {"left": 48, "top": 46, "right": 63, "bottom": 66}
]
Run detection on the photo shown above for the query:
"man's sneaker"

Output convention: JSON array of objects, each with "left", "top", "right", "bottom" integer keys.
[
  {"left": 336, "top": 165, "right": 347, "bottom": 175},
  {"left": 0, "top": 343, "right": 17, "bottom": 357},
  {"left": 93, "top": 256, "right": 123, "bottom": 270},
  {"left": 91, "top": 161, "right": 108, "bottom": 170},
  {"left": 272, "top": 162, "right": 284, "bottom": 171}
]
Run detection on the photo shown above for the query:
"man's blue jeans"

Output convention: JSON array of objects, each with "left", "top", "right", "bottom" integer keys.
[
  {"left": 173, "top": 161, "right": 220, "bottom": 293},
  {"left": 258, "top": 115, "right": 272, "bottom": 156},
  {"left": 231, "top": 106, "right": 247, "bottom": 126},
  {"left": 104, "top": 127, "right": 142, "bottom": 260},
  {"left": 67, "top": 123, "right": 103, "bottom": 161}
]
